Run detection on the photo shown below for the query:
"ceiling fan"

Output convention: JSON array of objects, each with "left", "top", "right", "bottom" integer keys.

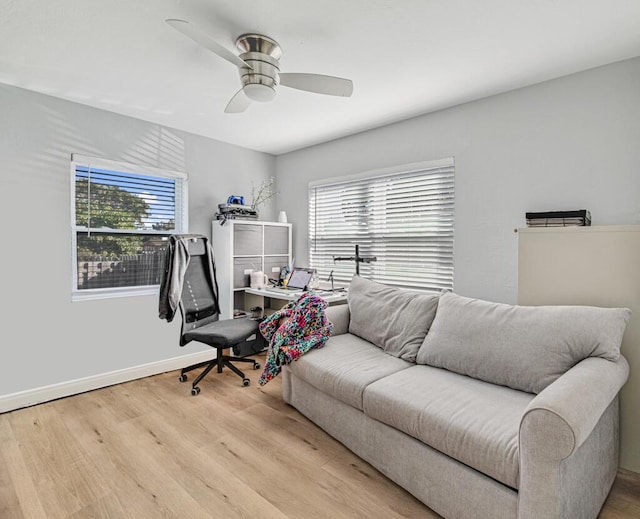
[{"left": 166, "top": 19, "right": 354, "bottom": 113}]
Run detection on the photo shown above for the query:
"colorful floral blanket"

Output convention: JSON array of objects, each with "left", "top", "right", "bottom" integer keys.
[{"left": 258, "top": 292, "right": 333, "bottom": 386}]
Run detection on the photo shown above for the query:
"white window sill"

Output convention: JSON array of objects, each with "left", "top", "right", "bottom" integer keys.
[{"left": 72, "top": 286, "right": 160, "bottom": 302}]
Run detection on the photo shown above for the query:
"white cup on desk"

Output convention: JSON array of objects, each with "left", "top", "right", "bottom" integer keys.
[{"left": 250, "top": 271, "right": 269, "bottom": 289}]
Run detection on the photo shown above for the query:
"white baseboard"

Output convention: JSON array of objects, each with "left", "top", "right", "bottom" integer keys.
[{"left": 0, "top": 350, "right": 217, "bottom": 414}]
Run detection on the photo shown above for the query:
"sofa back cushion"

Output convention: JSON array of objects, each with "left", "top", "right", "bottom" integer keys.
[
  {"left": 416, "top": 291, "right": 631, "bottom": 393},
  {"left": 348, "top": 275, "right": 439, "bottom": 362}
]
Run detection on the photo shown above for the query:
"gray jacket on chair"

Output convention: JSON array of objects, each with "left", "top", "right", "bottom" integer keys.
[{"left": 158, "top": 234, "right": 219, "bottom": 322}]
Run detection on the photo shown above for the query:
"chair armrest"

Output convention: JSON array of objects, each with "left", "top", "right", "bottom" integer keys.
[
  {"left": 520, "top": 355, "right": 629, "bottom": 459},
  {"left": 325, "top": 304, "right": 350, "bottom": 336}
]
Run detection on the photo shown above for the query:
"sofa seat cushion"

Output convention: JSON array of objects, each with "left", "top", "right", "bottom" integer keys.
[
  {"left": 363, "top": 365, "right": 534, "bottom": 489},
  {"left": 285, "top": 333, "right": 413, "bottom": 410}
]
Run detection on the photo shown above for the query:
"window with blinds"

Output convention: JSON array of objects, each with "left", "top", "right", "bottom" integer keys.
[
  {"left": 309, "top": 159, "right": 454, "bottom": 292},
  {"left": 71, "top": 154, "right": 188, "bottom": 300}
]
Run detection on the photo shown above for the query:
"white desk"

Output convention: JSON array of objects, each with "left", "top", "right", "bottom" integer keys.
[
  {"left": 243, "top": 287, "right": 347, "bottom": 316},
  {"left": 244, "top": 287, "right": 348, "bottom": 303}
]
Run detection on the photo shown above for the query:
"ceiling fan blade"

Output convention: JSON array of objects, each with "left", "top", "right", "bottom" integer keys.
[
  {"left": 279, "top": 73, "right": 353, "bottom": 97},
  {"left": 224, "top": 88, "right": 252, "bottom": 113},
  {"left": 165, "top": 19, "right": 251, "bottom": 70}
]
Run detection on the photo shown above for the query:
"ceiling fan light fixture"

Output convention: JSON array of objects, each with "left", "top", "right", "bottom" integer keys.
[
  {"left": 243, "top": 83, "right": 277, "bottom": 102},
  {"left": 165, "top": 19, "right": 354, "bottom": 114}
]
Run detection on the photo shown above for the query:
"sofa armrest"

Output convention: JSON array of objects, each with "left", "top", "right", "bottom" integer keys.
[
  {"left": 520, "top": 356, "right": 628, "bottom": 457},
  {"left": 325, "top": 304, "right": 350, "bottom": 336},
  {"left": 518, "top": 356, "right": 629, "bottom": 518}
]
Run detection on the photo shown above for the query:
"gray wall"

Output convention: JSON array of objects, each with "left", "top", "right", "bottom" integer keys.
[
  {"left": 275, "top": 57, "right": 640, "bottom": 304},
  {"left": 0, "top": 84, "right": 275, "bottom": 396}
]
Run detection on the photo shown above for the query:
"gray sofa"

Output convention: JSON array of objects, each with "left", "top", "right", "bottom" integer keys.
[{"left": 282, "top": 276, "right": 631, "bottom": 519}]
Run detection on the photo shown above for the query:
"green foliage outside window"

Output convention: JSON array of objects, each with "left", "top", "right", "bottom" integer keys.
[{"left": 75, "top": 178, "right": 149, "bottom": 258}]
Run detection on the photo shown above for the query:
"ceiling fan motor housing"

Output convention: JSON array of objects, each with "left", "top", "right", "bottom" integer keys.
[{"left": 235, "top": 34, "right": 282, "bottom": 102}]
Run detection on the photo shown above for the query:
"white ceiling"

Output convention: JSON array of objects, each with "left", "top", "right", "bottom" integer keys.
[{"left": 1, "top": 1, "right": 639, "bottom": 155}]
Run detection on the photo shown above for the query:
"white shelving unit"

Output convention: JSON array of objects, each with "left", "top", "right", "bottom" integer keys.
[{"left": 212, "top": 220, "right": 292, "bottom": 319}]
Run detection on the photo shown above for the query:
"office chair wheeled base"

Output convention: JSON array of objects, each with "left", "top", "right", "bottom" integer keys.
[{"left": 179, "top": 355, "right": 260, "bottom": 394}]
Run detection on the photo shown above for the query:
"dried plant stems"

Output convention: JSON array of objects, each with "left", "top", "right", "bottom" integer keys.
[{"left": 251, "top": 177, "right": 278, "bottom": 210}]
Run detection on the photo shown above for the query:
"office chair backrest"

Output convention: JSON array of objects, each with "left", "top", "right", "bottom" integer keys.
[{"left": 178, "top": 236, "right": 220, "bottom": 344}]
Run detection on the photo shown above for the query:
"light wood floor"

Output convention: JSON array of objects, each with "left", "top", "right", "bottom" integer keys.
[{"left": 1, "top": 353, "right": 639, "bottom": 519}]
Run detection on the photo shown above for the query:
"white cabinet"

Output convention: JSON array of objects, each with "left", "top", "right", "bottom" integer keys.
[
  {"left": 212, "top": 220, "right": 292, "bottom": 319},
  {"left": 517, "top": 225, "right": 640, "bottom": 472}
]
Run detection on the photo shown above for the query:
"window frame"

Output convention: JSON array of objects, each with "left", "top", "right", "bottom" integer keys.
[
  {"left": 70, "top": 154, "right": 188, "bottom": 301},
  {"left": 308, "top": 157, "right": 454, "bottom": 292}
]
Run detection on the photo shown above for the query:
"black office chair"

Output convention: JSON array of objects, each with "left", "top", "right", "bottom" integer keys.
[{"left": 162, "top": 234, "right": 260, "bottom": 395}]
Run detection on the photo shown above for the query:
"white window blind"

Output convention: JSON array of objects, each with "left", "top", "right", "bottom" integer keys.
[
  {"left": 309, "top": 159, "right": 454, "bottom": 292},
  {"left": 71, "top": 154, "right": 188, "bottom": 301}
]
